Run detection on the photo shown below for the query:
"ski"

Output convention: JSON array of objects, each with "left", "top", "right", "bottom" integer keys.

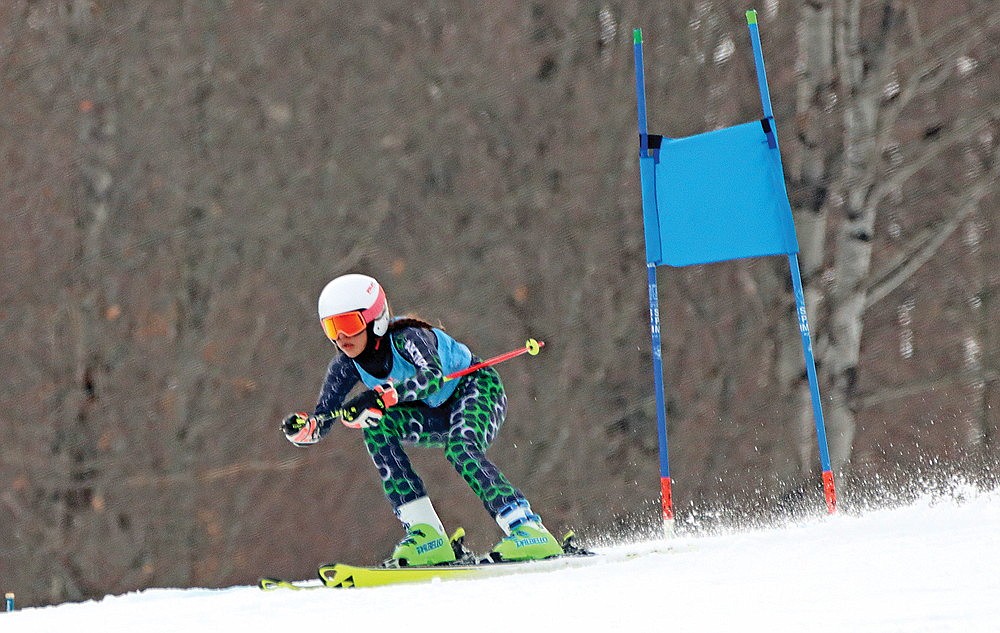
[
  {"left": 258, "top": 577, "right": 323, "bottom": 591},
  {"left": 259, "top": 528, "right": 595, "bottom": 591}
]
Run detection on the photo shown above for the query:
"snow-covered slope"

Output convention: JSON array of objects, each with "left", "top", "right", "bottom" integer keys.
[{"left": 5, "top": 485, "right": 998, "bottom": 633}]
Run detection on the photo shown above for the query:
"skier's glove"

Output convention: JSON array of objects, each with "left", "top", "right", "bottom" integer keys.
[
  {"left": 340, "top": 383, "right": 398, "bottom": 429},
  {"left": 281, "top": 412, "right": 320, "bottom": 446}
]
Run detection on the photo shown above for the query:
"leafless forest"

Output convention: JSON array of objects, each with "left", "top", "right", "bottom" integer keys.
[{"left": 0, "top": 0, "right": 997, "bottom": 606}]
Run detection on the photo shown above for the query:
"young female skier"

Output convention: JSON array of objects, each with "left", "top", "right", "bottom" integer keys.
[{"left": 281, "top": 273, "right": 563, "bottom": 566}]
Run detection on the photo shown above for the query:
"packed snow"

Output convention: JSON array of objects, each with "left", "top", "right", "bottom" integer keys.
[{"left": 4, "top": 483, "right": 998, "bottom": 633}]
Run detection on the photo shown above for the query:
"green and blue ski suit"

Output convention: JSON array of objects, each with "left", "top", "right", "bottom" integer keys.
[{"left": 313, "top": 322, "right": 525, "bottom": 519}]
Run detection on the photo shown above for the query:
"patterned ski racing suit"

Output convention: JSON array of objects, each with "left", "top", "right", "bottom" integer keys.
[{"left": 313, "top": 325, "right": 525, "bottom": 519}]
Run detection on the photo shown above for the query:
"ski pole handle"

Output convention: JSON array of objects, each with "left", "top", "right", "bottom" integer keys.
[{"left": 443, "top": 338, "right": 545, "bottom": 382}]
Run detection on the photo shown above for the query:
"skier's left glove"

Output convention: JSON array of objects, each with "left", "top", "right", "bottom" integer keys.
[
  {"left": 281, "top": 412, "right": 320, "bottom": 446},
  {"left": 340, "top": 383, "right": 399, "bottom": 429}
]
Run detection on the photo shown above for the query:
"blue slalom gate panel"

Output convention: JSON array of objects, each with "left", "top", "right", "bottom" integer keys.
[{"left": 640, "top": 121, "right": 799, "bottom": 268}]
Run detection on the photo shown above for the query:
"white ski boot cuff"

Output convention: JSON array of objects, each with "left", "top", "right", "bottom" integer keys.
[
  {"left": 495, "top": 499, "right": 541, "bottom": 535},
  {"left": 394, "top": 496, "right": 447, "bottom": 535}
]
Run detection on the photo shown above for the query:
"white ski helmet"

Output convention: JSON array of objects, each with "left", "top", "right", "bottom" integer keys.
[{"left": 317, "top": 273, "right": 389, "bottom": 339}]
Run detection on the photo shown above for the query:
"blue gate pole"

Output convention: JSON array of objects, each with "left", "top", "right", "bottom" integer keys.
[
  {"left": 634, "top": 28, "right": 675, "bottom": 533},
  {"left": 746, "top": 10, "right": 837, "bottom": 512},
  {"left": 788, "top": 256, "right": 837, "bottom": 512}
]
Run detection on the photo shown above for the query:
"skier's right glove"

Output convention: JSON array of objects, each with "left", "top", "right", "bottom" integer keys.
[
  {"left": 281, "top": 412, "right": 320, "bottom": 447},
  {"left": 340, "top": 384, "right": 398, "bottom": 429}
]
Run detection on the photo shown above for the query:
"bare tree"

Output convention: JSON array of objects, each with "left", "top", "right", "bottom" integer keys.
[{"left": 783, "top": 0, "right": 1000, "bottom": 479}]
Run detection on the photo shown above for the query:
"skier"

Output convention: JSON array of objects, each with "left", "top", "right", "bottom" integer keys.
[{"left": 281, "top": 273, "right": 563, "bottom": 566}]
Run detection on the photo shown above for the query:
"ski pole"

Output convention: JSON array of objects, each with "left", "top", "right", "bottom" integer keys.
[
  {"left": 443, "top": 338, "right": 544, "bottom": 382},
  {"left": 313, "top": 339, "right": 545, "bottom": 422}
]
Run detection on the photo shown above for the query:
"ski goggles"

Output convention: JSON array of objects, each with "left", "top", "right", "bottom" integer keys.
[
  {"left": 321, "top": 311, "right": 367, "bottom": 339},
  {"left": 320, "top": 290, "right": 387, "bottom": 340}
]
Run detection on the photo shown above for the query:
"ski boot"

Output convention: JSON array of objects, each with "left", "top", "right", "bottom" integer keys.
[
  {"left": 489, "top": 500, "right": 564, "bottom": 562},
  {"left": 384, "top": 496, "right": 457, "bottom": 567},
  {"left": 385, "top": 523, "right": 457, "bottom": 567}
]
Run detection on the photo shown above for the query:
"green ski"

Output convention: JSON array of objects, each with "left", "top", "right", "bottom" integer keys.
[{"left": 259, "top": 529, "right": 594, "bottom": 591}]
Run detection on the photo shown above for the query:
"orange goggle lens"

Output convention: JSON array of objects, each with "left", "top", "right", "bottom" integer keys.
[{"left": 321, "top": 311, "right": 366, "bottom": 339}]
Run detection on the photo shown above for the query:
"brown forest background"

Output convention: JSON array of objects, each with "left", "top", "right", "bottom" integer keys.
[{"left": 1, "top": 0, "right": 997, "bottom": 606}]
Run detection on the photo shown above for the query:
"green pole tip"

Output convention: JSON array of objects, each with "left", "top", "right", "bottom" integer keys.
[
  {"left": 633, "top": 28, "right": 642, "bottom": 44},
  {"left": 746, "top": 9, "right": 758, "bottom": 25}
]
